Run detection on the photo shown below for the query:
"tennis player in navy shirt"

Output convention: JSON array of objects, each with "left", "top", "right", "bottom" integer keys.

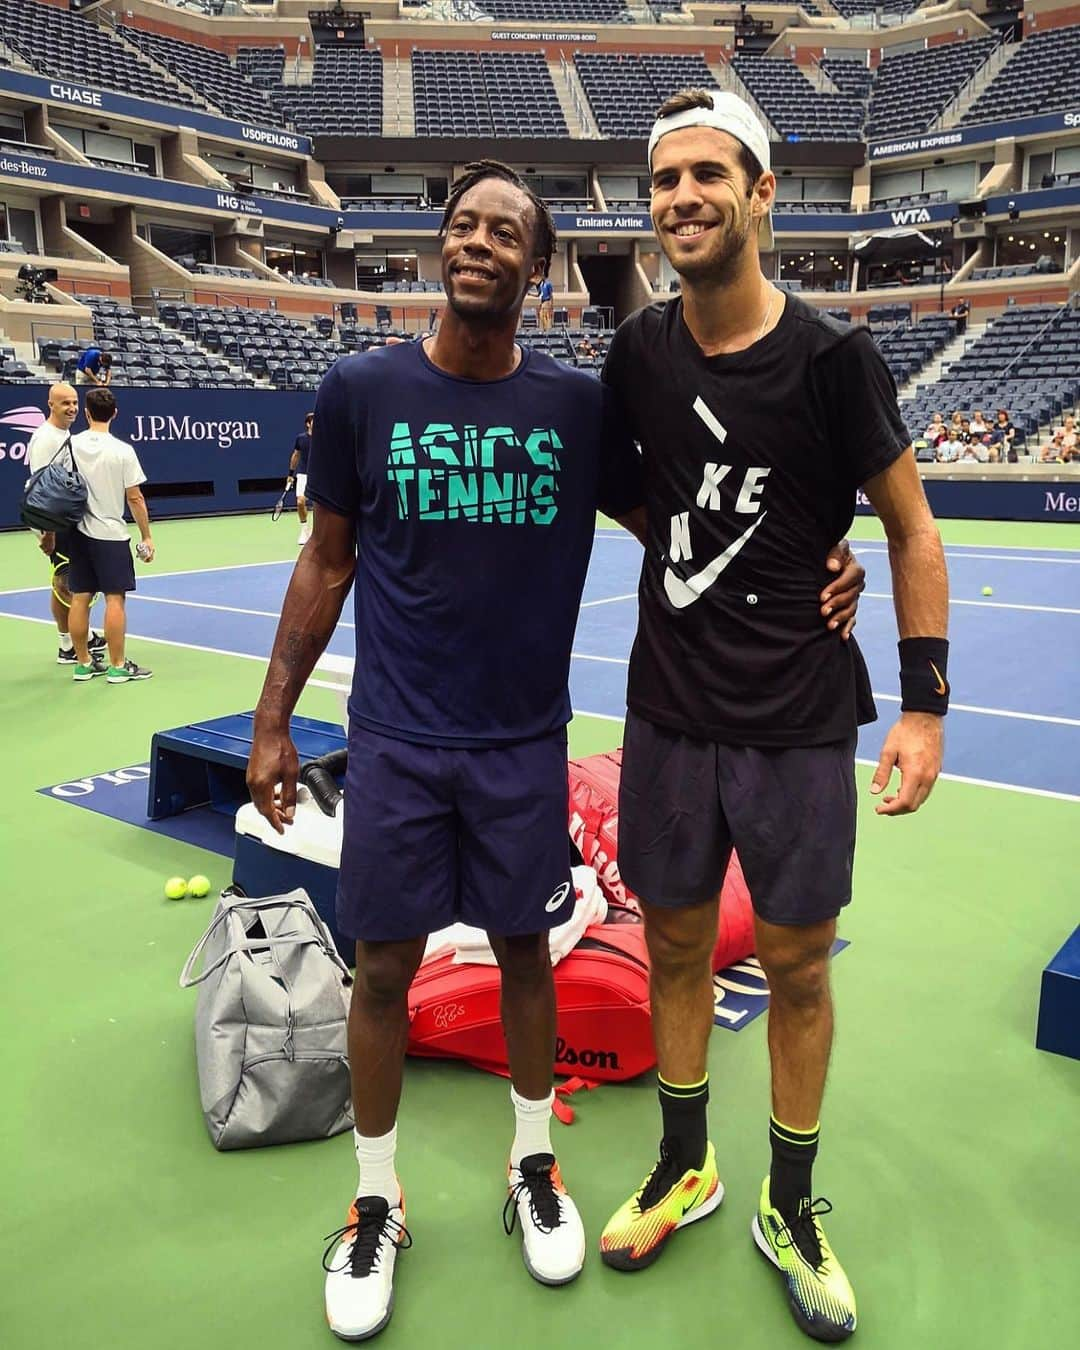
[{"left": 247, "top": 160, "right": 865, "bottom": 1342}]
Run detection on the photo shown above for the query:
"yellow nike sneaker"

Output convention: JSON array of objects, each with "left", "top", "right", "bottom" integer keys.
[
  {"left": 751, "top": 1177, "right": 857, "bottom": 1342},
  {"left": 599, "top": 1140, "right": 723, "bottom": 1271}
]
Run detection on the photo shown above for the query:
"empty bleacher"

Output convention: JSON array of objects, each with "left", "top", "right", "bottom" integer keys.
[
  {"left": 412, "top": 51, "right": 566, "bottom": 138},
  {"left": 961, "top": 25, "right": 1080, "bottom": 124},
  {"left": 900, "top": 304, "right": 1080, "bottom": 444},
  {"left": 118, "top": 24, "right": 282, "bottom": 128},
  {"left": 236, "top": 45, "right": 286, "bottom": 90},
  {"left": 867, "top": 38, "right": 997, "bottom": 142},
  {"left": 830, "top": 0, "right": 918, "bottom": 18},
  {"left": 733, "top": 55, "right": 865, "bottom": 142},
  {"left": 271, "top": 45, "right": 383, "bottom": 137},
  {"left": 38, "top": 296, "right": 256, "bottom": 389},
  {"left": 873, "top": 312, "right": 958, "bottom": 387},
  {"left": 575, "top": 52, "right": 714, "bottom": 138},
  {"left": 0, "top": 0, "right": 199, "bottom": 109},
  {"left": 471, "top": 0, "right": 630, "bottom": 19}
]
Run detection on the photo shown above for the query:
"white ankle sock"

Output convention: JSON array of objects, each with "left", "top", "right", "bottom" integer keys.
[
  {"left": 510, "top": 1087, "right": 555, "bottom": 1167},
  {"left": 59, "top": 631, "right": 72, "bottom": 650},
  {"left": 354, "top": 1125, "right": 399, "bottom": 1207}
]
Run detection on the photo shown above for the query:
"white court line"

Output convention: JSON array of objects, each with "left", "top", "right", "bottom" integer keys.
[
  {"left": 569, "top": 707, "right": 1080, "bottom": 803},
  {"left": 125, "top": 592, "right": 361, "bottom": 629},
  {"left": 579, "top": 592, "right": 637, "bottom": 608},
  {"left": 860, "top": 591, "right": 1080, "bottom": 617},
  {"left": 0, "top": 557, "right": 292, "bottom": 598},
  {"left": 2, "top": 608, "right": 1074, "bottom": 803},
  {"left": 855, "top": 546, "right": 1080, "bottom": 566},
  {"left": 871, "top": 692, "right": 1080, "bottom": 729},
  {"left": 570, "top": 650, "right": 1077, "bottom": 728}
]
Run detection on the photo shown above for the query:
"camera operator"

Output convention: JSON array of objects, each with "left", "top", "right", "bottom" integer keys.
[{"left": 76, "top": 346, "right": 113, "bottom": 387}]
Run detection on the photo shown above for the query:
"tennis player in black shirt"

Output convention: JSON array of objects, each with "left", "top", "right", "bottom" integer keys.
[{"left": 598, "top": 91, "right": 950, "bottom": 1342}]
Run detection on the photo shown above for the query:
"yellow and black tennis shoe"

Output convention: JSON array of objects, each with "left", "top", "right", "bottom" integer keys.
[
  {"left": 599, "top": 1140, "right": 723, "bottom": 1271},
  {"left": 752, "top": 1178, "right": 856, "bottom": 1342}
]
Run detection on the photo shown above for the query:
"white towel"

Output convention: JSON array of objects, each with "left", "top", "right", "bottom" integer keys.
[{"left": 422, "top": 866, "right": 607, "bottom": 968}]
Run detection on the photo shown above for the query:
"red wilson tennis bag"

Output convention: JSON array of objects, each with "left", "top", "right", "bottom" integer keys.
[
  {"left": 405, "top": 860, "right": 755, "bottom": 1113},
  {"left": 407, "top": 924, "right": 653, "bottom": 1086},
  {"left": 568, "top": 749, "right": 635, "bottom": 910}
]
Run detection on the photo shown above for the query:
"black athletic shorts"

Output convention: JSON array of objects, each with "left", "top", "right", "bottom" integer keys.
[
  {"left": 618, "top": 711, "right": 857, "bottom": 927},
  {"left": 66, "top": 533, "right": 136, "bottom": 595},
  {"left": 47, "top": 528, "right": 75, "bottom": 572}
]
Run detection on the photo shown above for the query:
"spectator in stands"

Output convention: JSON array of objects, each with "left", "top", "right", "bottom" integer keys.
[
  {"left": 28, "top": 381, "right": 106, "bottom": 666},
  {"left": 957, "top": 418, "right": 973, "bottom": 446},
  {"left": 75, "top": 347, "right": 112, "bottom": 387},
  {"left": 950, "top": 298, "right": 970, "bottom": 335},
  {"left": 576, "top": 337, "right": 598, "bottom": 360},
  {"left": 1039, "top": 430, "right": 1067, "bottom": 463},
  {"left": 949, "top": 411, "right": 964, "bottom": 438},
  {"left": 923, "top": 413, "right": 946, "bottom": 445},
  {"left": 1061, "top": 414, "right": 1077, "bottom": 455},
  {"left": 536, "top": 269, "right": 554, "bottom": 331},
  {"left": 65, "top": 387, "right": 154, "bottom": 684},
  {"left": 969, "top": 409, "right": 989, "bottom": 439},
  {"left": 936, "top": 432, "right": 961, "bottom": 463},
  {"left": 958, "top": 438, "right": 989, "bottom": 463},
  {"left": 988, "top": 409, "right": 1016, "bottom": 462}
]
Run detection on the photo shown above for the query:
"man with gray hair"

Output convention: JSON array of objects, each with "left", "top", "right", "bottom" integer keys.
[
  {"left": 597, "top": 90, "right": 949, "bottom": 1343},
  {"left": 28, "top": 381, "right": 106, "bottom": 665}
]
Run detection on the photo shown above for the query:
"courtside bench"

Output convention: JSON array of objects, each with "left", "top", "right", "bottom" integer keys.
[{"left": 147, "top": 712, "right": 346, "bottom": 820}]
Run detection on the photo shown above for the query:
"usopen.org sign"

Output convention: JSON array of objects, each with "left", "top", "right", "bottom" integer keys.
[{"left": 0, "top": 404, "right": 45, "bottom": 464}]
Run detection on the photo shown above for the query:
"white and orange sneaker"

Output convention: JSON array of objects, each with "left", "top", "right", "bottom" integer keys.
[
  {"left": 503, "top": 1154, "right": 585, "bottom": 1286},
  {"left": 323, "top": 1193, "right": 411, "bottom": 1341}
]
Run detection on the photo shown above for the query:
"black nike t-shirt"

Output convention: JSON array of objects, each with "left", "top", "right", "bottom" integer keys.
[{"left": 602, "top": 294, "right": 912, "bottom": 747}]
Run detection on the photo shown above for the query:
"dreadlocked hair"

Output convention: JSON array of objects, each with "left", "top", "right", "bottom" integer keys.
[{"left": 439, "top": 159, "right": 557, "bottom": 271}]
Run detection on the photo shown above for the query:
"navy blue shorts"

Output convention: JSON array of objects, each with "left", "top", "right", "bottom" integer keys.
[
  {"left": 618, "top": 712, "right": 857, "bottom": 927},
  {"left": 336, "top": 722, "right": 574, "bottom": 943},
  {"left": 66, "top": 533, "right": 135, "bottom": 595}
]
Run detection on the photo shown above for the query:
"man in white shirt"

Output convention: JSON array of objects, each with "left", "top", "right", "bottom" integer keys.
[
  {"left": 28, "top": 381, "right": 106, "bottom": 665},
  {"left": 65, "top": 387, "right": 155, "bottom": 683}
]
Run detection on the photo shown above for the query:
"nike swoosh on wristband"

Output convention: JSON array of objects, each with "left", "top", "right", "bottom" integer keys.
[
  {"left": 929, "top": 661, "right": 948, "bottom": 696},
  {"left": 545, "top": 882, "right": 572, "bottom": 913},
  {"left": 662, "top": 513, "right": 768, "bottom": 610}
]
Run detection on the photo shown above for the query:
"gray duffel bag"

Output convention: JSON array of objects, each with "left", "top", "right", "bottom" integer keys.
[{"left": 179, "top": 888, "right": 354, "bottom": 1151}]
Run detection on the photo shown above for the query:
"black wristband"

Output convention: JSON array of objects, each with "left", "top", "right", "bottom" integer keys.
[{"left": 898, "top": 637, "right": 950, "bottom": 714}]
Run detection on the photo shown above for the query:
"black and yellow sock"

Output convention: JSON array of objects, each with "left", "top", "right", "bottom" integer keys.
[
  {"left": 769, "top": 1116, "right": 819, "bottom": 1224},
  {"left": 658, "top": 1074, "right": 709, "bottom": 1171}
]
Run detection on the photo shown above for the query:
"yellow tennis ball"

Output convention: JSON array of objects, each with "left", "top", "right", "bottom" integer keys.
[
  {"left": 164, "top": 876, "right": 188, "bottom": 901},
  {"left": 982, "top": 586, "right": 993, "bottom": 597},
  {"left": 187, "top": 874, "right": 211, "bottom": 899}
]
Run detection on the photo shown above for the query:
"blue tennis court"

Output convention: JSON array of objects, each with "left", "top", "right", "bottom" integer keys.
[{"left": 2, "top": 527, "right": 1076, "bottom": 797}]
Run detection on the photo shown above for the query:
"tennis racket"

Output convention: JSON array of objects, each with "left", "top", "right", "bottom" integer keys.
[
  {"left": 272, "top": 476, "right": 295, "bottom": 522},
  {"left": 50, "top": 551, "right": 99, "bottom": 609}
]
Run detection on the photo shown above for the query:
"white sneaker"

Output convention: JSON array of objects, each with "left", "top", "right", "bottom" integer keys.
[
  {"left": 504, "top": 1154, "right": 585, "bottom": 1286},
  {"left": 298, "top": 524, "right": 312, "bottom": 545},
  {"left": 323, "top": 1194, "right": 411, "bottom": 1341}
]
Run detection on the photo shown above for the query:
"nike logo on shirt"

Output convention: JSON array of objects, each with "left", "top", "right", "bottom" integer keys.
[{"left": 663, "top": 513, "right": 768, "bottom": 610}]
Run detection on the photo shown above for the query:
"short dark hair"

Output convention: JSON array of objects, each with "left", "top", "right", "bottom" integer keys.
[
  {"left": 439, "top": 159, "right": 556, "bottom": 271},
  {"left": 653, "top": 88, "right": 764, "bottom": 194},
  {"left": 98, "top": 352, "right": 113, "bottom": 368},
  {"left": 85, "top": 387, "right": 117, "bottom": 422}
]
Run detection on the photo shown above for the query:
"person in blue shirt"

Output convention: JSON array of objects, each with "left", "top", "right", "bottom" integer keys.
[
  {"left": 287, "top": 411, "right": 314, "bottom": 545},
  {"left": 246, "top": 159, "right": 865, "bottom": 1344},
  {"left": 537, "top": 270, "right": 555, "bottom": 330},
  {"left": 75, "top": 347, "right": 112, "bottom": 387}
]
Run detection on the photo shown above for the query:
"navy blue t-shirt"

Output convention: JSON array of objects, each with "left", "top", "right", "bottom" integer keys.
[
  {"left": 293, "top": 432, "right": 311, "bottom": 473},
  {"left": 76, "top": 347, "right": 103, "bottom": 373},
  {"left": 306, "top": 340, "right": 643, "bottom": 746}
]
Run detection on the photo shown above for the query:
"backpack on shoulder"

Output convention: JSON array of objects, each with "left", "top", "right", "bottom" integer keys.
[{"left": 20, "top": 435, "right": 88, "bottom": 532}]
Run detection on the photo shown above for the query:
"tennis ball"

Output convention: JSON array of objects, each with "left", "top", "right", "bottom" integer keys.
[
  {"left": 982, "top": 586, "right": 994, "bottom": 597},
  {"left": 187, "top": 874, "right": 211, "bottom": 899},
  {"left": 164, "top": 876, "right": 188, "bottom": 901}
]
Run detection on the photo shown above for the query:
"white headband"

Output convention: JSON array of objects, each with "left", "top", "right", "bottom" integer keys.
[{"left": 648, "top": 92, "right": 774, "bottom": 249}]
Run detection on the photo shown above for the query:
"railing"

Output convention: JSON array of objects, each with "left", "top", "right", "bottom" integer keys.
[
  {"left": 931, "top": 33, "right": 1013, "bottom": 133},
  {"left": 999, "top": 305, "right": 1067, "bottom": 382}
]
